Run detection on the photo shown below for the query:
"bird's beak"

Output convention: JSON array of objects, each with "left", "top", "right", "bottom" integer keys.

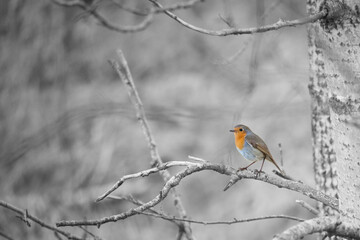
[{"left": 229, "top": 130, "right": 235, "bottom": 132}]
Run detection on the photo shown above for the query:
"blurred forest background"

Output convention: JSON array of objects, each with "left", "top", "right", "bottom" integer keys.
[{"left": 1, "top": 0, "right": 318, "bottom": 239}]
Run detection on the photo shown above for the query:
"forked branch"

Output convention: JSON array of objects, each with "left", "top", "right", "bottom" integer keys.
[
  {"left": 57, "top": 159, "right": 338, "bottom": 227},
  {"left": 148, "top": 0, "right": 328, "bottom": 36},
  {"left": 0, "top": 200, "right": 82, "bottom": 240},
  {"left": 274, "top": 216, "right": 360, "bottom": 240},
  {"left": 52, "top": 0, "right": 154, "bottom": 33},
  {"left": 109, "top": 194, "right": 304, "bottom": 225},
  {"left": 108, "top": 50, "right": 194, "bottom": 239},
  {"left": 51, "top": 0, "right": 204, "bottom": 34}
]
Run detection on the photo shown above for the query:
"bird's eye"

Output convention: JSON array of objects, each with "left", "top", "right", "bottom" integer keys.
[{"left": 239, "top": 128, "right": 243, "bottom": 132}]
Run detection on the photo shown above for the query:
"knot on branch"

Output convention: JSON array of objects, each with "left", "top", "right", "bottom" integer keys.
[
  {"left": 319, "top": 0, "right": 359, "bottom": 32},
  {"left": 320, "top": 0, "right": 346, "bottom": 20}
]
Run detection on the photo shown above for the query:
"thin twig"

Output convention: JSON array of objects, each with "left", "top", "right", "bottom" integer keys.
[
  {"left": 58, "top": 165, "right": 198, "bottom": 227},
  {"left": 278, "top": 143, "right": 284, "bottom": 167},
  {"left": 295, "top": 200, "right": 320, "bottom": 215},
  {"left": 148, "top": 0, "right": 328, "bottom": 36},
  {"left": 15, "top": 209, "right": 31, "bottom": 227},
  {"left": 54, "top": 231, "right": 64, "bottom": 240},
  {"left": 154, "top": 0, "right": 204, "bottom": 13},
  {"left": 216, "top": 0, "right": 283, "bottom": 65},
  {"left": 110, "top": 0, "right": 148, "bottom": 16},
  {"left": 111, "top": 195, "right": 303, "bottom": 225},
  {"left": 108, "top": 195, "right": 181, "bottom": 226},
  {"left": 218, "top": 14, "right": 235, "bottom": 28},
  {"left": 111, "top": 0, "right": 204, "bottom": 15},
  {"left": 96, "top": 161, "right": 195, "bottom": 202},
  {"left": 0, "top": 231, "right": 14, "bottom": 240},
  {"left": 136, "top": 209, "right": 305, "bottom": 225},
  {"left": 78, "top": 226, "right": 103, "bottom": 240},
  {"left": 188, "top": 155, "right": 208, "bottom": 163},
  {"left": 52, "top": 0, "right": 154, "bottom": 33},
  {"left": 109, "top": 54, "right": 162, "bottom": 168},
  {"left": 52, "top": 0, "right": 204, "bottom": 34},
  {"left": 108, "top": 50, "right": 195, "bottom": 240},
  {"left": 0, "top": 200, "right": 82, "bottom": 240}
]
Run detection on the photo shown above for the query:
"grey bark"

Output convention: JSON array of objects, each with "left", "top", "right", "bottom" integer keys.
[{"left": 307, "top": 0, "right": 360, "bottom": 238}]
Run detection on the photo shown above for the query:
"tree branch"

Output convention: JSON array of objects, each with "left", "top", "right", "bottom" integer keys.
[
  {"left": 139, "top": 211, "right": 304, "bottom": 225},
  {"left": 108, "top": 50, "right": 195, "bottom": 240},
  {"left": 78, "top": 226, "right": 103, "bottom": 240},
  {"left": 57, "top": 165, "right": 198, "bottom": 227},
  {"left": 96, "top": 161, "right": 192, "bottom": 202},
  {"left": 111, "top": 0, "right": 204, "bottom": 15},
  {"left": 51, "top": 0, "right": 154, "bottom": 33},
  {"left": 51, "top": 0, "right": 205, "bottom": 34},
  {"left": 109, "top": 195, "right": 304, "bottom": 225},
  {"left": 135, "top": 210, "right": 305, "bottom": 225},
  {"left": 148, "top": 0, "right": 328, "bottom": 36},
  {"left": 0, "top": 231, "right": 14, "bottom": 240},
  {"left": 57, "top": 160, "right": 338, "bottom": 227},
  {"left": 295, "top": 200, "right": 320, "bottom": 215},
  {"left": 273, "top": 216, "right": 360, "bottom": 240},
  {"left": 0, "top": 200, "right": 82, "bottom": 240}
]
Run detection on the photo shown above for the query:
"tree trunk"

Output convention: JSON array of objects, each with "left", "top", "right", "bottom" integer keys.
[{"left": 307, "top": 0, "right": 360, "bottom": 238}]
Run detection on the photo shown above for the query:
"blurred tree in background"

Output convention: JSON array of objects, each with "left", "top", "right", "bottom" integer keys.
[{"left": 1, "top": 0, "right": 359, "bottom": 239}]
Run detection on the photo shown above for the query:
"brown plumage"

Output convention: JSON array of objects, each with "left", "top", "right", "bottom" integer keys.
[{"left": 230, "top": 124, "right": 285, "bottom": 175}]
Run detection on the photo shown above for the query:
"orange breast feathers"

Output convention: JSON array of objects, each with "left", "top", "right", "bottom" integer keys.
[{"left": 234, "top": 131, "right": 246, "bottom": 150}]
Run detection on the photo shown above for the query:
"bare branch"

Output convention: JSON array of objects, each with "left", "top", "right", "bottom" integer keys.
[
  {"left": 78, "top": 226, "right": 103, "bottom": 240},
  {"left": 57, "top": 160, "right": 338, "bottom": 227},
  {"left": 0, "top": 200, "right": 82, "bottom": 240},
  {"left": 278, "top": 143, "right": 284, "bottom": 167},
  {"left": 0, "top": 231, "right": 14, "bottom": 240},
  {"left": 109, "top": 0, "right": 148, "bottom": 16},
  {"left": 108, "top": 52, "right": 162, "bottom": 168},
  {"left": 110, "top": 195, "right": 304, "bottom": 225},
  {"left": 103, "top": 161, "right": 336, "bottom": 209},
  {"left": 51, "top": 0, "right": 205, "bottom": 34},
  {"left": 295, "top": 200, "right": 320, "bottom": 215},
  {"left": 218, "top": 14, "right": 235, "bottom": 28},
  {"left": 188, "top": 155, "right": 209, "bottom": 163},
  {"left": 51, "top": 0, "right": 84, "bottom": 6},
  {"left": 134, "top": 210, "right": 304, "bottom": 225},
  {"left": 96, "top": 161, "right": 194, "bottom": 202},
  {"left": 108, "top": 50, "right": 195, "bottom": 240},
  {"left": 57, "top": 165, "right": 198, "bottom": 227},
  {"left": 51, "top": 0, "right": 154, "bottom": 33},
  {"left": 88, "top": 7, "right": 154, "bottom": 33},
  {"left": 215, "top": 41, "right": 250, "bottom": 65},
  {"left": 148, "top": 0, "right": 328, "bottom": 36},
  {"left": 273, "top": 216, "right": 360, "bottom": 240},
  {"left": 111, "top": 0, "right": 204, "bottom": 15},
  {"left": 155, "top": 0, "right": 204, "bottom": 12},
  {"left": 54, "top": 231, "right": 65, "bottom": 240},
  {"left": 108, "top": 195, "right": 181, "bottom": 226}
]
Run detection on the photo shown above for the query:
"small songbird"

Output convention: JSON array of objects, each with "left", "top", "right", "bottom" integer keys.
[{"left": 230, "top": 124, "right": 285, "bottom": 175}]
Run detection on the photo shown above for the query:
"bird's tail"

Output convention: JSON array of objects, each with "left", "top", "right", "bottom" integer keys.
[{"left": 267, "top": 156, "right": 286, "bottom": 175}]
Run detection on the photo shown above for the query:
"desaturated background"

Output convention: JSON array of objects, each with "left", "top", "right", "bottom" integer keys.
[{"left": 1, "top": 0, "right": 318, "bottom": 239}]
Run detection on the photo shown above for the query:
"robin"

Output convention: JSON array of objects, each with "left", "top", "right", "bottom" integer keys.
[{"left": 230, "top": 124, "right": 285, "bottom": 175}]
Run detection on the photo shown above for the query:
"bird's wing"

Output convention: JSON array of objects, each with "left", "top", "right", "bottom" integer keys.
[
  {"left": 246, "top": 134, "right": 272, "bottom": 157},
  {"left": 246, "top": 134, "right": 284, "bottom": 173}
]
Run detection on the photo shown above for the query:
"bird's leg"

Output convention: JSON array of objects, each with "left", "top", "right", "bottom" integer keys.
[
  {"left": 255, "top": 158, "right": 266, "bottom": 177},
  {"left": 238, "top": 160, "right": 257, "bottom": 171}
]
